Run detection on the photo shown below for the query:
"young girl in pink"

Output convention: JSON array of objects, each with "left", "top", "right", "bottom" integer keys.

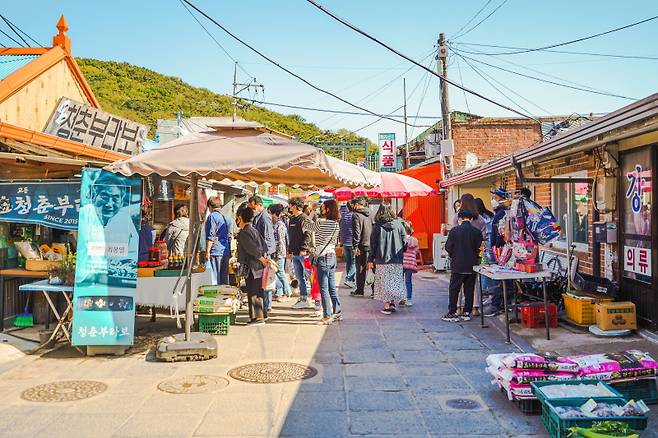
[{"left": 402, "top": 221, "right": 420, "bottom": 306}]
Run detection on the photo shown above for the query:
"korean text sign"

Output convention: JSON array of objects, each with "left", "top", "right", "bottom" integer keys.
[
  {"left": 0, "top": 181, "right": 80, "bottom": 230},
  {"left": 624, "top": 245, "right": 652, "bottom": 277},
  {"left": 378, "top": 133, "right": 397, "bottom": 172},
  {"left": 72, "top": 169, "right": 142, "bottom": 346},
  {"left": 45, "top": 98, "right": 149, "bottom": 156}
]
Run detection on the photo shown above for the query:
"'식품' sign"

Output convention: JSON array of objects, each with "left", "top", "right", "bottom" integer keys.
[
  {"left": 378, "top": 133, "right": 396, "bottom": 172},
  {"left": 45, "top": 98, "right": 149, "bottom": 156}
]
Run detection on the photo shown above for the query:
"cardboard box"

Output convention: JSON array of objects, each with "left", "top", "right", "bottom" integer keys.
[{"left": 596, "top": 301, "right": 637, "bottom": 331}]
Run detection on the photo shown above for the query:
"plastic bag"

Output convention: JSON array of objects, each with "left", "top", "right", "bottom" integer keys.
[
  {"left": 205, "top": 259, "right": 217, "bottom": 284},
  {"left": 365, "top": 269, "right": 375, "bottom": 285},
  {"left": 521, "top": 198, "right": 561, "bottom": 244},
  {"left": 261, "top": 260, "right": 278, "bottom": 290}
]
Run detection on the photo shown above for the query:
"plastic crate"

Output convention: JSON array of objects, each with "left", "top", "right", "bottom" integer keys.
[
  {"left": 198, "top": 313, "right": 230, "bottom": 335},
  {"left": 562, "top": 293, "right": 614, "bottom": 325},
  {"left": 531, "top": 380, "right": 624, "bottom": 406},
  {"left": 610, "top": 377, "right": 658, "bottom": 405},
  {"left": 521, "top": 303, "right": 558, "bottom": 328},
  {"left": 542, "top": 397, "right": 647, "bottom": 438}
]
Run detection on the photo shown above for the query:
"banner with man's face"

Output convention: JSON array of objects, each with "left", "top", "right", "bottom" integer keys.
[{"left": 72, "top": 168, "right": 142, "bottom": 346}]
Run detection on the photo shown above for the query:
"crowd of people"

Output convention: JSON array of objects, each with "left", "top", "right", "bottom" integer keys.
[{"left": 198, "top": 194, "right": 420, "bottom": 325}]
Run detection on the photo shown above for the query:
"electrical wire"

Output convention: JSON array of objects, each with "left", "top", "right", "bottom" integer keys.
[
  {"left": 408, "top": 64, "right": 436, "bottom": 140},
  {"left": 0, "top": 15, "right": 40, "bottom": 47},
  {"left": 458, "top": 54, "right": 540, "bottom": 121},
  {"left": 303, "top": 0, "right": 538, "bottom": 121},
  {"left": 352, "top": 106, "right": 407, "bottom": 134},
  {"left": 178, "top": 0, "right": 255, "bottom": 80},
  {"left": 452, "top": 0, "right": 493, "bottom": 39},
  {"left": 452, "top": 49, "right": 637, "bottom": 100},
  {"left": 455, "top": 57, "right": 471, "bottom": 113},
  {"left": 453, "top": 0, "right": 509, "bottom": 40},
  {"left": 0, "top": 26, "right": 24, "bottom": 47},
  {"left": 457, "top": 14, "right": 658, "bottom": 55},
  {"left": 0, "top": 15, "right": 28, "bottom": 47},
  {"left": 453, "top": 41, "right": 658, "bottom": 61},
  {"left": 452, "top": 42, "right": 625, "bottom": 97},
  {"left": 182, "top": 0, "right": 414, "bottom": 127}
]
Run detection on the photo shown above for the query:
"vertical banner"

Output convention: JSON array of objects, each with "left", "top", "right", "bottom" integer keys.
[
  {"left": 378, "top": 133, "right": 396, "bottom": 172},
  {"left": 72, "top": 169, "right": 142, "bottom": 346}
]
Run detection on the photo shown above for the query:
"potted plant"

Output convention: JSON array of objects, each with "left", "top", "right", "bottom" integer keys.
[{"left": 48, "top": 250, "right": 76, "bottom": 286}]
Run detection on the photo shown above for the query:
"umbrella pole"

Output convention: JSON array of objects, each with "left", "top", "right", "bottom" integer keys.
[{"left": 185, "top": 174, "right": 199, "bottom": 342}]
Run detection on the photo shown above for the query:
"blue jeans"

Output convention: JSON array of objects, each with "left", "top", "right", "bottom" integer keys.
[
  {"left": 292, "top": 255, "right": 310, "bottom": 299},
  {"left": 316, "top": 253, "right": 340, "bottom": 318},
  {"left": 274, "top": 257, "right": 291, "bottom": 297},
  {"left": 403, "top": 269, "right": 413, "bottom": 300},
  {"left": 343, "top": 245, "right": 356, "bottom": 283},
  {"left": 209, "top": 255, "right": 230, "bottom": 285}
]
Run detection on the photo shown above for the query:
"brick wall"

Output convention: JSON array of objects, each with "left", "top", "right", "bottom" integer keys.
[{"left": 452, "top": 119, "right": 545, "bottom": 171}]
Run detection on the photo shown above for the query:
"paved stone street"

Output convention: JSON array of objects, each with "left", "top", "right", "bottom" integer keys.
[{"left": 0, "top": 268, "right": 656, "bottom": 437}]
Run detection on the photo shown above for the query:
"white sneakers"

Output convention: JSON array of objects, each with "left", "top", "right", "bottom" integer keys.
[{"left": 291, "top": 299, "right": 315, "bottom": 310}]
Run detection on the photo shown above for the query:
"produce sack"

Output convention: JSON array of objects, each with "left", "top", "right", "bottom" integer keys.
[
  {"left": 501, "top": 353, "right": 580, "bottom": 373},
  {"left": 520, "top": 198, "right": 561, "bottom": 244},
  {"left": 498, "top": 379, "right": 534, "bottom": 399},
  {"left": 567, "top": 350, "right": 658, "bottom": 379},
  {"left": 497, "top": 368, "right": 576, "bottom": 384}
]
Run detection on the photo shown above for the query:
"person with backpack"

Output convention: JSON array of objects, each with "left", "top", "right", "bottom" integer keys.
[{"left": 205, "top": 196, "right": 233, "bottom": 285}]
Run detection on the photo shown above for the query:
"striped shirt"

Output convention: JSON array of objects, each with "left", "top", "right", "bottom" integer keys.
[{"left": 304, "top": 218, "right": 340, "bottom": 256}]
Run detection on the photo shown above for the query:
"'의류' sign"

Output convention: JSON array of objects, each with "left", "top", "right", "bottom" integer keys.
[
  {"left": 624, "top": 245, "right": 652, "bottom": 277},
  {"left": 45, "top": 98, "right": 149, "bottom": 156},
  {"left": 72, "top": 169, "right": 142, "bottom": 346},
  {"left": 378, "top": 133, "right": 396, "bottom": 172},
  {"left": 0, "top": 181, "right": 80, "bottom": 230}
]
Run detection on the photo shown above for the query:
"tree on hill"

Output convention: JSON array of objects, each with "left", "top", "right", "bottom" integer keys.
[{"left": 77, "top": 58, "right": 376, "bottom": 164}]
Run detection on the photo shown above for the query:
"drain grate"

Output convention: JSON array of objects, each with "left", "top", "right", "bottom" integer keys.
[
  {"left": 228, "top": 362, "right": 317, "bottom": 384},
  {"left": 158, "top": 375, "right": 229, "bottom": 394},
  {"left": 444, "top": 398, "right": 482, "bottom": 411},
  {"left": 21, "top": 380, "right": 107, "bottom": 403}
]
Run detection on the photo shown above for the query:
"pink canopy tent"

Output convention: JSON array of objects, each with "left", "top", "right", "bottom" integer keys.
[{"left": 333, "top": 172, "right": 433, "bottom": 199}]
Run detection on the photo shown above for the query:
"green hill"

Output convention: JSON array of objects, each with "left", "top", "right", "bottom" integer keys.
[{"left": 77, "top": 58, "right": 374, "bottom": 162}]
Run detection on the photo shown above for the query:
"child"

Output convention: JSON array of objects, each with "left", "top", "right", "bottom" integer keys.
[{"left": 402, "top": 221, "right": 420, "bottom": 307}]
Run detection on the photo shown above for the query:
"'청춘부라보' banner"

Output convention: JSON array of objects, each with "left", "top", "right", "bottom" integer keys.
[
  {"left": 72, "top": 168, "right": 142, "bottom": 346},
  {"left": 0, "top": 181, "right": 80, "bottom": 230}
]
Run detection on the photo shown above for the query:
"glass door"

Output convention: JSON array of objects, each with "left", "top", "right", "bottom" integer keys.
[{"left": 619, "top": 145, "right": 657, "bottom": 329}]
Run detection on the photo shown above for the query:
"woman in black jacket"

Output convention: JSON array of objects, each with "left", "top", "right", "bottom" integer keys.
[
  {"left": 368, "top": 202, "right": 407, "bottom": 315},
  {"left": 237, "top": 206, "right": 269, "bottom": 325}
]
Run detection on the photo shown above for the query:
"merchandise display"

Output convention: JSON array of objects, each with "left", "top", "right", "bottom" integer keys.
[{"left": 539, "top": 383, "right": 618, "bottom": 399}]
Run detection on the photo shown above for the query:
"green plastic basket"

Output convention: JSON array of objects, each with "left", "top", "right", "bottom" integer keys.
[
  {"left": 198, "top": 313, "right": 230, "bottom": 335},
  {"left": 610, "top": 377, "right": 658, "bottom": 405},
  {"left": 542, "top": 397, "right": 647, "bottom": 438},
  {"left": 230, "top": 313, "right": 236, "bottom": 325},
  {"left": 532, "top": 380, "right": 624, "bottom": 406}
]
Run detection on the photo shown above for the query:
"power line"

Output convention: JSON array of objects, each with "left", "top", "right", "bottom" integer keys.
[
  {"left": 408, "top": 66, "right": 435, "bottom": 140},
  {"left": 0, "top": 15, "right": 40, "bottom": 47},
  {"left": 453, "top": 41, "right": 658, "bottom": 60},
  {"left": 303, "top": 0, "right": 537, "bottom": 121},
  {"left": 455, "top": 57, "right": 471, "bottom": 113},
  {"left": 458, "top": 14, "right": 658, "bottom": 55},
  {"left": 453, "top": 0, "right": 509, "bottom": 40},
  {"left": 182, "top": 0, "right": 413, "bottom": 127},
  {"left": 455, "top": 43, "right": 625, "bottom": 96},
  {"left": 247, "top": 98, "right": 439, "bottom": 123},
  {"left": 0, "top": 26, "right": 23, "bottom": 47},
  {"left": 452, "top": 0, "right": 493, "bottom": 38},
  {"left": 458, "top": 54, "right": 541, "bottom": 121},
  {"left": 452, "top": 49, "right": 637, "bottom": 100},
  {"left": 0, "top": 15, "right": 28, "bottom": 47},
  {"left": 178, "top": 0, "right": 254, "bottom": 80}
]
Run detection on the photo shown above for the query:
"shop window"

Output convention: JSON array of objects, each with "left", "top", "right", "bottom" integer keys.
[{"left": 552, "top": 172, "right": 589, "bottom": 247}]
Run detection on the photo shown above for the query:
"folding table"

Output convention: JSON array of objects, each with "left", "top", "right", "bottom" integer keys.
[{"left": 19, "top": 279, "right": 75, "bottom": 349}]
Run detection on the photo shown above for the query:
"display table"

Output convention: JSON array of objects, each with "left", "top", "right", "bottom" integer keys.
[
  {"left": 136, "top": 269, "right": 213, "bottom": 311},
  {"left": 474, "top": 265, "right": 553, "bottom": 343},
  {"left": 19, "top": 280, "right": 75, "bottom": 350},
  {"left": 0, "top": 268, "right": 49, "bottom": 331}
]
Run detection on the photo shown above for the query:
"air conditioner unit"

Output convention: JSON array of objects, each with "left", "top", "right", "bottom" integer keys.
[
  {"left": 424, "top": 138, "right": 440, "bottom": 158},
  {"left": 440, "top": 139, "right": 454, "bottom": 157}
]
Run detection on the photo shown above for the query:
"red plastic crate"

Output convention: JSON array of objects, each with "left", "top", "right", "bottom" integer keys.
[{"left": 521, "top": 303, "right": 558, "bottom": 328}]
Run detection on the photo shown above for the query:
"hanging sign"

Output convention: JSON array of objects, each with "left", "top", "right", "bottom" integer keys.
[
  {"left": 0, "top": 181, "right": 80, "bottom": 230},
  {"left": 624, "top": 245, "right": 652, "bottom": 277},
  {"left": 625, "top": 164, "right": 651, "bottom": 213},
  {"left": 44, "top": 98, "right": 149, "bottom": 156},
  {"left": 378, "top": 133, "right": 397, "bottom": 172},
  {"left": 72, "top": 169, "right": 142, "bottom": 346}
]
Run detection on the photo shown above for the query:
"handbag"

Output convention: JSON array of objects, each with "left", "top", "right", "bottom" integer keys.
[{"left": 309, "top": 222, "right": 339, "bottom": 266}]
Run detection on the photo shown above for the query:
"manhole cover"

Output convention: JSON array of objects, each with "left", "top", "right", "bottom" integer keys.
[
  {"left": 21, "top": 380, "right": 107, "bottom": 403},
  {"left": 157, "top": 375, "right": 229, "bottom": 394},
  {"left": 228, "top": 362, "right": 317, "bottom": 384},
  {"left": 445, "top": 398, "right": 481, "bottom": 410}
]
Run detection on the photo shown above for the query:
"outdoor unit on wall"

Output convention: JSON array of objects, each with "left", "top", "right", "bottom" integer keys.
[
  {"left": 595, "top": 176, "right": 616, "bottom": 212},
  {"left": 424, "top": 132, "right": 441, "bottom": 158},
  {"left": 440, "top": 139, "right": 454, "bottom": 158}
]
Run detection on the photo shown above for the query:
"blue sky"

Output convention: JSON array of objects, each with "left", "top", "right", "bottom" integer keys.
[{"left": 7, "top": 1, "right": 658, "bottom": 143}]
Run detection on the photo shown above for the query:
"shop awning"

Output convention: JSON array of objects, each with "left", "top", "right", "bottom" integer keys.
[
  {"left": 105, "top": 128, "right": 381, "bottom": 188},
  {"left": 441, "top": 92, "right": 658, "bottom": 188}
]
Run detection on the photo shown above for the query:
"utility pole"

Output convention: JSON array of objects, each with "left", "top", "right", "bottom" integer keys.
[
  {"left": 438, "top": 33, "right": 451, "bottom": 141},
  {"left": 232, "top": 62, "right": 264, "bottom": 122},
  {"left": 403, "top": 77, "right": 409, "bottom": 169}
]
